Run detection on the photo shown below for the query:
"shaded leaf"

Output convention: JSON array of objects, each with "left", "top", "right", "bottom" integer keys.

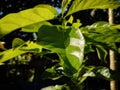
[
  {"left": 95, "top": 45, "right": 108, "bottom": 63},
  {"left": 37, "top": 25, "right": 85, "bottom": 77},
  {"left": 12, "top": 38, "right": 25, "bottom": 48}
]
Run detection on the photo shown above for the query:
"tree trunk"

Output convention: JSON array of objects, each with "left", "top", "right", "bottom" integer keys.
[{"left": 108, "top": 8, "right": 118, "bottom": 90}]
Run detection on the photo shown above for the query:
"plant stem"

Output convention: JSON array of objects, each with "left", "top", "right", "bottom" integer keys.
[{"left": 108, "top": 8, "right": 118, "bottom": 90}]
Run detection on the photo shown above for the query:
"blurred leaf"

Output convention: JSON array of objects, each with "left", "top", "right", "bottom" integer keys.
[
  {"left": 41, "top": 84, "right": 70, "bottom": 90},
  {"left": 0, "top": 4, "right": 58, "bottom": 38},
  {"left": 66, "top": 0, "right": 120, "bottom": 17},
  {"left": 37, "top": 25, "right": 85, "bottom": 77},
  {"left": 84, "top": 43, "right": 95, "bottom": 54},
  {"left": 67, "top": 15, "right": 73, "bottom": 24},
  {"left": 12, "top": 38, "right": 25, "bottom": 48},
  {"left": 111, "top": 24, "right": 120, "bottom": 29},
  {"left": 94, "top": 66, "right": 113, "bottom": 80},
  {"left": 95, "top": 45, "right": 108, "bottom": 63},
  {"left": 78, "top": 66, "right": 95, "bottom": 84},
  {"left": 72, "top": 19, "right": 82, "bottom": 28},
  {"left": 0, "top": 41, "right": 6, "bottom": 50},
  {"left": 61, "top": 0, "right": 71, "bottom": 16},
  {"left": 0, "top": 41, "right": 42, "bottom": 63}
]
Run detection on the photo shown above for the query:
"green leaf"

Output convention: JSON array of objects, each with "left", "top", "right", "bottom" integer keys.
[
  {"left": 12, "top": 38, "right": 25, "bottom": 48},
  {"left": 78, "top": 65, "right": 95, "bottom": 84},
  {"left": 111, "top": 24, "right": 120, "bottom": 29},
  {"left": 37, "top": 25, "right": 85, "bottom": 77},
  {"left": 22, "top": 21, "right": 52, "bottom": 32},
  {"left": 65, "top": 0, "right": 120, "bottom": 17},
  {"left": 0, "top": 41, "right": 42, "bottom": 63},
  {"left": 72, "top": 19, "right": 82, "bottom": 28},
  {"left": 95, "top": 45, "right": 108, "bottom": 63},
  {"left": 0, "top": 4, "right": 58, "bottom": 38},
  {"left": 94, "top": 66, "right": 112, "bottom": 80},
  {"left": 67, "top": 15, "right": 73, "bottom": 24},
  {"left": 61, "top": 0, "right": 71, "bottom": 16},
  {"left": 81, "top": 21, "right": 120, "bottom": 43}
]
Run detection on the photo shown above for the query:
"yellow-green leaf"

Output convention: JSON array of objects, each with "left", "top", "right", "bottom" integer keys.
[
  {"left": 0, "top": 4, "right": 58, "bottom": 38},
  {"left": 65, "top": 0, "right": 120, "bottom": 17}
]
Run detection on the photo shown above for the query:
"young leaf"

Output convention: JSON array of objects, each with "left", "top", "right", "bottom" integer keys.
[
  {"left": 65, "top": 0, "right": 120, "bottom": 17},
  {"left": 61, "top": 0, "right": 71, "bottom": 16},
  {"left": 67, "top": 15, "right": 73, "bottom": 24},
  {"left": 0, "top": 4, "right": 58, "bottom": 38}
]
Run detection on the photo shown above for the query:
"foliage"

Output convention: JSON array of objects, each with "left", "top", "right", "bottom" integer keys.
[{"left": 0, "top": 0, "right": 120, "bottom": 89}]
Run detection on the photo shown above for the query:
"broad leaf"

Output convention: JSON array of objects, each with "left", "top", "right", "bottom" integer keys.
[
  {"left": 81, "top": 21, "right": 120, "bottom": 43},
  {"left": 65, "top": 0, "right": 120, "bottom": 17},
  {"left": 22, "top": 21, "right": 52, "bottom": 32},
  {"left": 0, "top": 4, "right": 58, "bottom": 38},
  {"left": 37, "top": 25, "right": 85, "bottom": 77},
  {"left": 0, "top": 41, "right": 42, "bottom": 63}
]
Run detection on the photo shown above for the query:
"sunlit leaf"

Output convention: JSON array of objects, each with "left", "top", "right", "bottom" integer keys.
[
  {"left": 22, "top": 21, "right": 52, "bottom": 32},
  {"left": 37, "top": 25, "right": 85, "bottom": 77},
  {"left": 0, "top": 4, "right": 58, "bottom": 38},
  {"left": 65, "top": 0, "right": 120, "bottom": 17},
  {"left": 61, "top": 0, "right": 71, "bottom": 16},
  {"left": 67, "top": 15, "right": 73, "bottom": 24},
  {"left": 81, "top": 21, "right": 120, "bottom": 43},
  {"left": 0, "top": 41, "right": 42, "bottom": 63},
  {"left": 72, "top": 19, "right": 82, "bottom": 28}
]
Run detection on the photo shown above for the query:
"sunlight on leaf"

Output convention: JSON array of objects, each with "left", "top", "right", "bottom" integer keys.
[
  {"left": 65, "top": 0, "right": 120, "bottom": 17},
  {"left": 37, "top": 25, "right": 85, "bottom": 77},
  {"left": 0, "top": 41, "right": 42, "bottom": 63},
  {"left": 0, "top": 4, "right": 58, "bottom": 38}
]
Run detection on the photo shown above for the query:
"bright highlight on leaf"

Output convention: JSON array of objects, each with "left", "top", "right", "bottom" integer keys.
[
  {"left": 65, "top": 0, "right": 120, "bottom": 17},
  {"left": 0, "top": 4, "right": 58, "bottom": 38}
]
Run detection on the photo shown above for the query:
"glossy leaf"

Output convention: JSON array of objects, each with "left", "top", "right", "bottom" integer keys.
[
  {"left": 37, "top": 25, "right": 85, "bottom": 77},
  {"left": 65, "top": 0, "right": 120, "bottom": 17},
  {"left": 0, "top": 4, "right": 58, "bottom": 38}
]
